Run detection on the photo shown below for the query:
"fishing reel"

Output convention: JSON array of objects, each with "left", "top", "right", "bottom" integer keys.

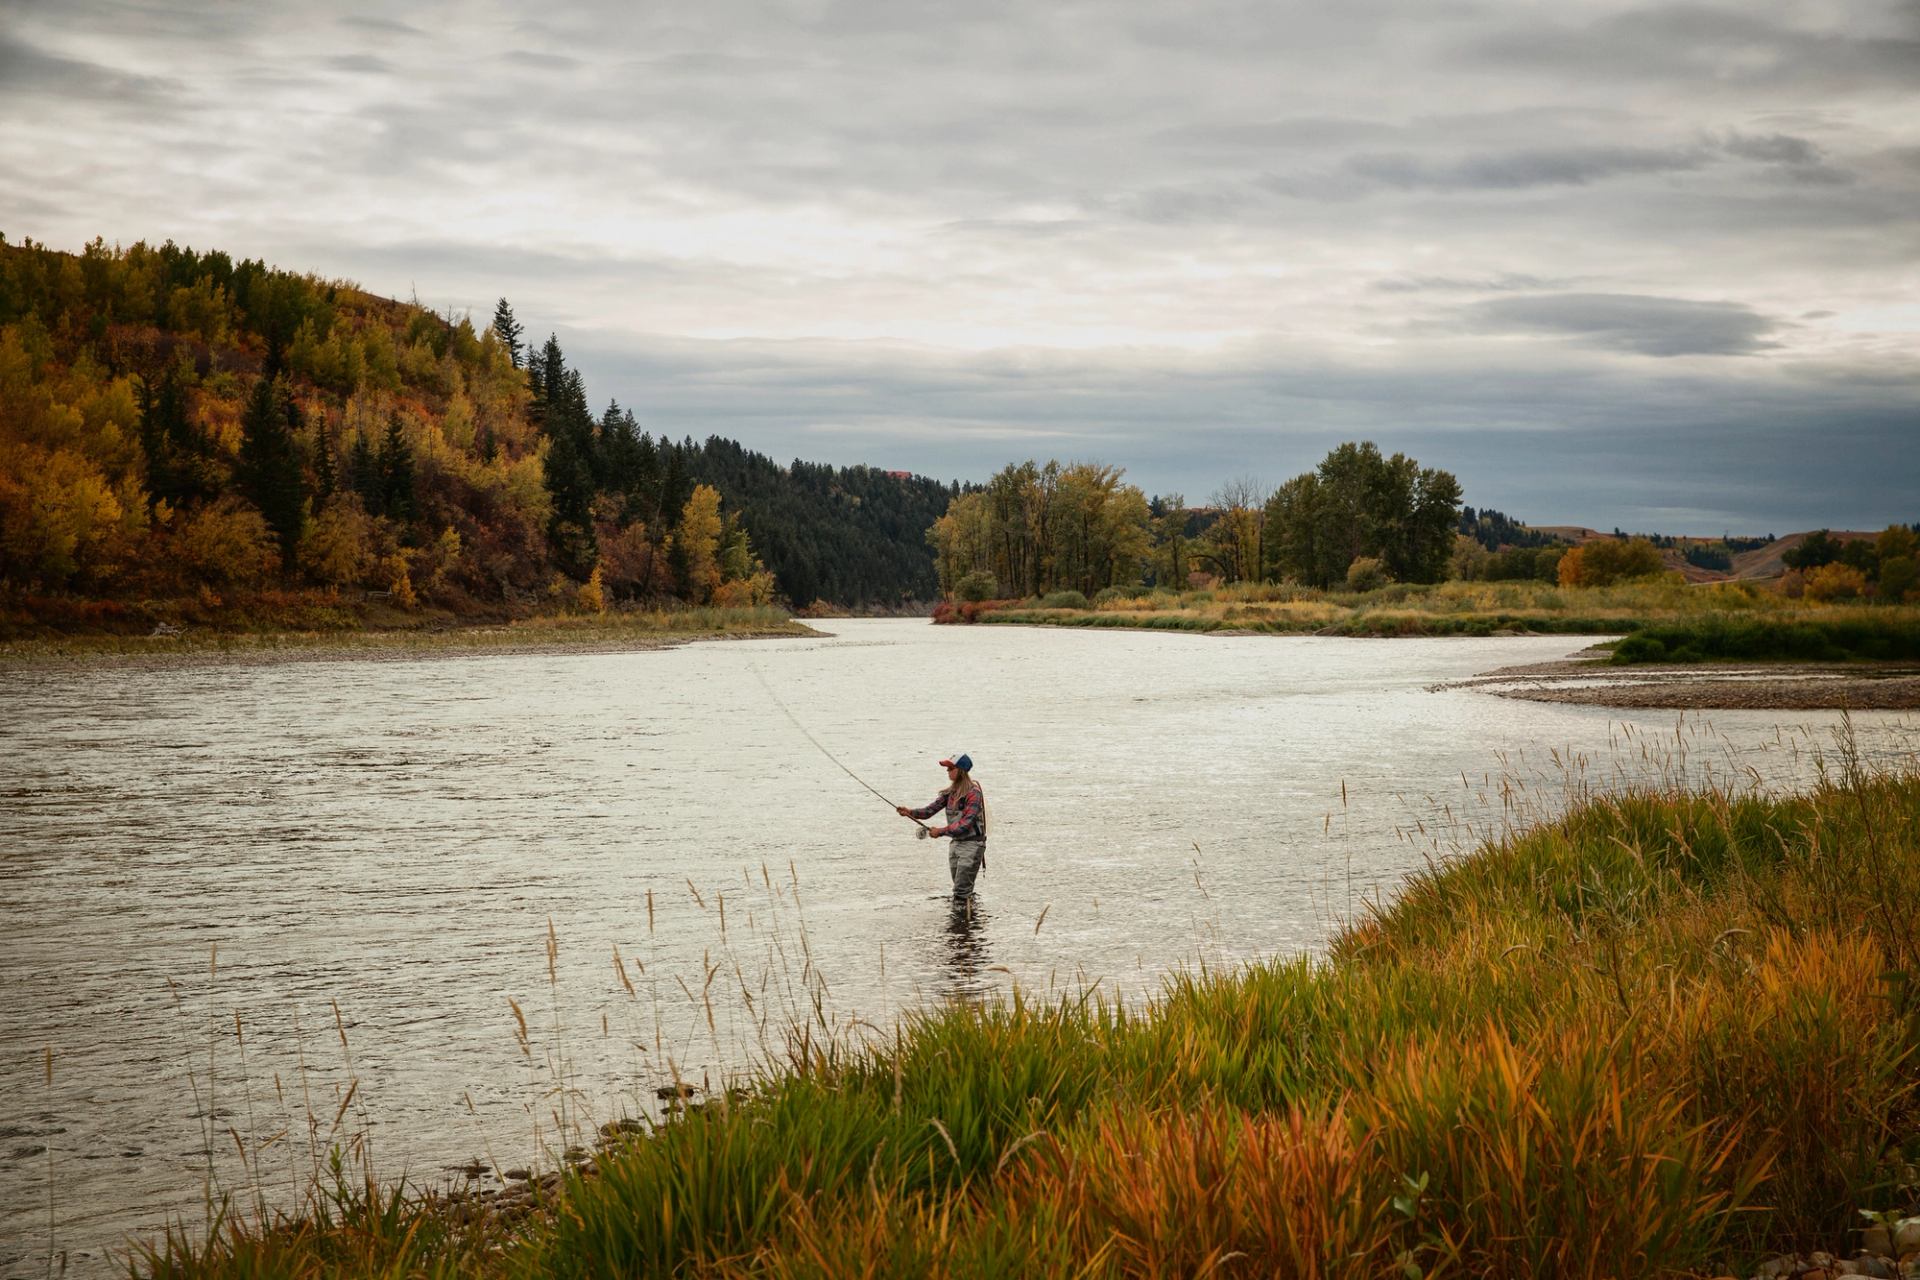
[{"left": 916, "top": 826, "right": 930, "bottom": 840}]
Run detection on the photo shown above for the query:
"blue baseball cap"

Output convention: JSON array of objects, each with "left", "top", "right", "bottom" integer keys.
[{"left": 939, "top": 752, "right": 973, "bottom": 771}]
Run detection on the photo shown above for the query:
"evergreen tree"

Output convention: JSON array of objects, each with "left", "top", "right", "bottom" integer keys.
[
  {"left": 237, "top": 375, "right": 307, "bottom": 567},
  {"left": 380, "top": 412, "right": 415, "bottom": 526},
  {"left": 349, "top": 430, "right": 382, "bottom": 516},
  {"left": 491, "top": 298, "right": 524, "bottom": 368},
  {"left": 137, "top": 361, "right": 212, "bottom": 509},
  {"left": 314, "top": 424, "right": 336, "bottom": 505}
]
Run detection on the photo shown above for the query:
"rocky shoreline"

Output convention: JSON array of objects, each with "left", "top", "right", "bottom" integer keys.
[{"left": 1444, "top": 648, "right": 1920, "bottom": 711}]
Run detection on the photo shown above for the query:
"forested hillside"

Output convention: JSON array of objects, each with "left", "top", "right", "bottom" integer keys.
[
  {"left": 0, "top": 235, "right": 954, "bottom": 632},
  {"left": 683, "top": 437, "right": 955, "bottom": 607}
]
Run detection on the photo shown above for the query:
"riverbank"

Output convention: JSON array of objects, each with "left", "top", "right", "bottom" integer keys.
[
  {"left": 961, "top": 578, "right": 1919, "bottom": 645},
  {"left": 1443, "top": 645, "right": 1920, "bottom": 711},
  {"left": 1464, "top": 659, "right": 1920, "bottom": 710},
  {"left": 0, "top": 605, "right": 816, "bottom": 668},
  {"left": 129, "top": 760, "right": 1920, "bottom": 1279}
]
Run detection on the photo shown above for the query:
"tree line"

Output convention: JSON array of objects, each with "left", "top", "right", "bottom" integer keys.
[{"left": 928, "top": 442, "right": 1465, "bottom": 600}]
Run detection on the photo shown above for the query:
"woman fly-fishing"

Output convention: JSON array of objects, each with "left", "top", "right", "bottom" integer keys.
[{"left": 898, "top": 752, "right": 987, "bottom": 904}]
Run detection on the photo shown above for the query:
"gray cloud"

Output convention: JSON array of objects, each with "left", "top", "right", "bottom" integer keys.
[
  {"left": 339, "top": 16, "right": 423, "bottom": 37},
  {"left": 1466, "top": 294, "right": 1786, "bottom": 356},
  {"left": 326, "top": 53, "right": 393, "bottom": 74},
  {"left": 1471, "top": 6, "right": 1920, "bottom": 93},
  {"left": 1374, "top": 273, "right": 1570, "bottom": 294},
  {"left": 3, "top": 0, "right": 1917, "bottom": 532},
  {"left": 0, "top": 29, "right": 178, "bottom": 102},
  {"left": 1349, "top": 145, "right": 1711, "bottom": 191},
  {"left": 502, "top": 50, "right": 582, "bottom": 71}
]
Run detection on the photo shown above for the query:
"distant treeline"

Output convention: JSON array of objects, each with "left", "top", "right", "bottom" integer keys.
[
  {"left": 0, "top": 235, "right": 954, "bottom": 615},
  {"left": 930, "top": 442, "right": 1465, "bottom": 599},
  {"left": 1458, "top": 506, "right": 1556, "bottom": 551}
]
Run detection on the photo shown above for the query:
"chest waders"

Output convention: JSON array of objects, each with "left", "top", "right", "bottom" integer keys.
[{"left": 945, "top": 793, "right": 985, "bottom": 902}]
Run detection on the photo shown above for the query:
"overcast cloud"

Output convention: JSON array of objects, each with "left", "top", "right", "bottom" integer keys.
[{"left": 2, "top": 0, "right": 1915, "bottom": 531}]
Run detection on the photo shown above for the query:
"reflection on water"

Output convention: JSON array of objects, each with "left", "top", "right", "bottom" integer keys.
[
  {"left": 1, "top": 620, "right": 1916, "bottom": 1275},
  {"left": 941, "top": 899, "right": 992, "bottom": 1000}
]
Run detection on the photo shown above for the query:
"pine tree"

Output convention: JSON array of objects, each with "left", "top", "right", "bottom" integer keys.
[
  {"left": 380, "top": 412, "right": 415, "bottom": 526},
  {"left": 491, "top": 298, "right": 524, "bottom": 368},
  {"left": 314, "top": 423, "right": 337, "bottom": 505},
  {"left": 237, "top": 376, "right": 307, "bottom": 568},
  {"left": 350, "top": 430, "right": 382, "bottom": 516},
  {"left": 137, "top": 361, "right": 211, "bottom": 509}
]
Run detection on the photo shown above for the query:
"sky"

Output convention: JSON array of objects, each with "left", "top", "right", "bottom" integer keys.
[{"left": 2, "top": 0, "right": 1917, "bottom": 533}]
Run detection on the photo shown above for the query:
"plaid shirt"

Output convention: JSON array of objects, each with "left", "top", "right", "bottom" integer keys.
[{"left": 910, "top": 785, "right": 985, "bottom": 842}]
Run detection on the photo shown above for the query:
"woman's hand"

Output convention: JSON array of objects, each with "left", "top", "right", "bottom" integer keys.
[
  {"left": 896, "top": 805, "right": 911, "bottom": 817},
  {"left": 929, "top": 826, "right": 946, "bottom": 838}
]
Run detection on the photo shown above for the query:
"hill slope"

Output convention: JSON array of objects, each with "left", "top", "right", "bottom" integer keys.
[{"left": 0, "top": 235, "right": 953, "bottom": 629}]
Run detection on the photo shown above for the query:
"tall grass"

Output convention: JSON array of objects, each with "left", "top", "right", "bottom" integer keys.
[{"left": 131, "top": 741, "right": 1920, "bottom": 1278}]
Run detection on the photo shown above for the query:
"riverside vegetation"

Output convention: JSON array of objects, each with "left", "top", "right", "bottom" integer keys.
[
  {"left": 957, "top": 575, "right": 1920, "bottom": 661},
  {"left": 129, "top": 737, "right": 1920, "bottom": 1278}
]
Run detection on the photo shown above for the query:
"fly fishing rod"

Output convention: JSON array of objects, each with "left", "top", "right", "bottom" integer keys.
[{"left": 752, "top": 664, "right": 931, "bottom": 834}]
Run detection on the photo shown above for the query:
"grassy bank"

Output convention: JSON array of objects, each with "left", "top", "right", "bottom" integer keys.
[
  {"left": 971, "top": 578, "right": 1920, "bottom": 647},
  {"left": 1611, "top": 613, "right": 1920, "bottom": 665},
  {"left": 0, "top": 599, "right": 812, "bottom": 664},
  {"left": 135, "top": 751, "right": 1920, "bottom": 1278}
]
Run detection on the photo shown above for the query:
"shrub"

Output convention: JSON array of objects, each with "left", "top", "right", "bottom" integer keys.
[
  {"left": 1092, "top": 586, "right": 1132, "bottom": 608},
  {"left": 576, "top": 565, "right": 606, "bottom": 614},
  {"left": 1345, "top": 557, "right": 1390, "bottom": 592},
  {"left": 1039, "top": 589, "right": 1090, "bottom": 610},
  {"left": 1877, "top": 555, "right": 1917, "bottom": 603},
  {"left": 1804, "top": 562, "right": 1868, "bottom": 602},
  {"left": 955, "top": 570, "right": 998, "bottom": 603},
  {"left": 1558, "top": 537, "right": 1667, "bottom": 587}
]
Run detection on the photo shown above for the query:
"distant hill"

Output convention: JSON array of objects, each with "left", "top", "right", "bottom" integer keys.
[{"left": 1526, "top": 527, "right": 1886, "bottom": 583}]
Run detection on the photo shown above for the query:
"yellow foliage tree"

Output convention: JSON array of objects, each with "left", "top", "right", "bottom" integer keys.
[
  {"left": 1804, "top": 561, "right": 1868, "bottom": 602},
  {"left": 577, "top": 564, "right": 606, "bottom": 614},
  {"left": 0, "top": 441, "right": 138, "bottom": 588},
  {"left": 170, "top": 497, "right": 277, "bottom": 588},
  {"left": 381, "top": 551, "right": 417, "bottom": 609},
  {"left": 678, "top": 484, "right": 723, "bottom": 605},
  {"left": 1557, "top": 538, "right": 1667, "bottom": 588},
  {"left": 298, "top": 500, "right": 375, "bottom": 587}
]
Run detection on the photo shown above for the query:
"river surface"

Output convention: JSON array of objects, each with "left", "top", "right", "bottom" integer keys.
[{"left": 3, "top": 620, "right": 1917, "bottom": 1273}]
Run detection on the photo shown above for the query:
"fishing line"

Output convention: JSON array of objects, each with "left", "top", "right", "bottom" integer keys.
[{"left": 751, "top": 663, "right": 929, "bottom": 831}]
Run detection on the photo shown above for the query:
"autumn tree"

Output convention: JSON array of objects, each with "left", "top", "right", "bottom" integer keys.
[
  {"left": 1556, "top": 537, "right": 1666, "bottom": 587},
  {"left": 1200, "top": 476, "right": 1265, "bottom": 584},
  {"left": 677, "top": 483, "right": 724, "bottom": 604}
]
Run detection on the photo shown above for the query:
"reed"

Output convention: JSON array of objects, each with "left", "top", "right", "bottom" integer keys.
[{"left": 128, "top": 736, "right": 1920, "bottom": 1278}]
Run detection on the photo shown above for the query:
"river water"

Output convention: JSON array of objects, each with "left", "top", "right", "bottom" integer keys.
[{"left": 3, "top": 620, "right": 1916, "bottom": 1272}]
